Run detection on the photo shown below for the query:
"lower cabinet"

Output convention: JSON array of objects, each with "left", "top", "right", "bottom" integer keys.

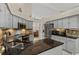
[
  {"left": 29, "top": 35, "right": 34, "bottom": 42},
  {"left": 39, "top": 45, "right": 63, "bottom": 55},
  {"left": 65, "top": 38, "right": 76, "bottom": 54},
  {"left": 51, "top": 35, "right": 64, "bottom": 43},
  {"left": 64, "top": 38, "right": 79, "bottom": 54},
  {"left": 63, "top": 37, "right": 67, "bottom": 50}
]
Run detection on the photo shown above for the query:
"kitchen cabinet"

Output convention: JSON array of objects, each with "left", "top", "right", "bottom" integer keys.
[
  {"left": 66, "top": 38, "right": 76, "bottom": 54},
  {"left": 7, "top": 13, "right": 12, "bottom": 28},
  {"left": 54, "top": 20, "right": 58, "bottom": 28},
  {"left": 57, "top": 36, "right": 64, "bottom": 43},
  {"left": 62, "top": 18, "right": 69, "bottom": 28},
  {"left": 13, "top": 15, "right": 18, "bottom": 28},
  {"left": 57, "top": 19, "right": 63, "bottom": 28},
  {"left": 51, "top": 35, "right": 64, "bottom": 43},
  {"left": 51, "top": 35, "right": 59, "bottom": 42},
  {"left": 68, "top": 16, "right": 78, "bottom": 28},
  {"left": 39, "top": 45, "right": 63, "bottom": 55},
  {"left": 65, "top": 38, "right": 79, "bottom": 54},
  {"left": 51, "top": 35, "right": 67, "bottom": 50},
  {"left": 28, "top": 21, "right": 33, "bottom": 29},
  {"left": 22, "top": 19, "right": 26, "bottom": 24},
  {"left": 51, "top": 35, "right": 79, "bottom": 54},
  {"left": 52, "top": 15, "right": 79, "bottom": 29},
  {"left": 0, "top": 4, "right": 7, "bottom": 28},
  {"left": 3, "top": 4, "right": 12, "bottom": 28},
  {"left": 29, "top": 35, "right": 34, "bottom": 41},
  {"left": 25, "top": 20, "right": 28, "bottom": 29},
  {"left": 0, "top": 4, "right": 5, "bottom": 27},
  {"left": 26, "top": 21, "right": 33, "bottom": 29},
  {"left": 18, "top": 17, "right": 23, "bottom": 23},
  {"left": 63, "top": 37, "right": 67, "bottom": 50},
  {"left": 51, "top": 35, "right": 55, "bottom": 40},
  {"left": 51, "top": 35, "right": 58, "bottom": 41},
  {"left": 0, "top": 4, "right": 12, "bottom": 28}
]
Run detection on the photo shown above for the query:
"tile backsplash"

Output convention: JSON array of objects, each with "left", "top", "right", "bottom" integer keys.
[{"left": 0, "top": 29, "right": 3, "bottom": 46}]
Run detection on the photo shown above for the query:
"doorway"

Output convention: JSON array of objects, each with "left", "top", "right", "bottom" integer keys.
[{"left": 33, "top": 21, "right": 40, "bottom": 43}]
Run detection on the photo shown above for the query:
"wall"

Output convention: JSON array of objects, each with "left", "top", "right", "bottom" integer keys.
[
  {"left": 8, "top": 3, "right": 32, "bottom": 21},
  {"left": 33, "top": 20, "right": 40, "bottom": 32}
]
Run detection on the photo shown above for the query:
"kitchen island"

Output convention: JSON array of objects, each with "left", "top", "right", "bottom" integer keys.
[{"left": 19, "top": 38, "right": 63, "bottom": 55}]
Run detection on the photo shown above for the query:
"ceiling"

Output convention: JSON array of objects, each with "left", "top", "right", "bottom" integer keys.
[
  {"left": 32, "top": 3, "right": 79, "bottom": 19},
  {"left": 8, "top": 3, "right": 79, "bottom": 20},
  {"left": 8, "top": 3, "right": 32, "bottom": 20}
]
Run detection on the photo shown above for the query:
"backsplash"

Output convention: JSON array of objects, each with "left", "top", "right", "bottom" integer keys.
[
  {"left": 52, "top": 28, "right": 79, "bottom": 38},
  {"left": 66, "top": 29, "right": 79, "bottom": 37},
  {"left": 0, "top": 29, "right": 3, "bottom": 46}
]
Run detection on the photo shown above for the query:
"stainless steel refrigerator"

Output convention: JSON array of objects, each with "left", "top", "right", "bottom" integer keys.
[{"left": 44, "top": 22, "right": 54, "bottom": 39}]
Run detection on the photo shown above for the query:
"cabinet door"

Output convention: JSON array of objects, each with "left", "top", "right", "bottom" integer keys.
[
  {"left": 0, "top": 4, "right": 6, "bottom": 27},
  {"left": 63, "top": 37, "right": 67, "bottom": 50},
  {"left": 8, "top": 13, "right": 12, "bottom": 28},
  {"left": 18, "top": 17, "right": 23, "bottom": 23},
  {"left": 63, "top": 18, "right": 69, "bottom": 28},
  {"left": 58, "top": 36, "right": 64, "bottom": 43},
  {"left": 29, "top": 35, "right": 34, "bottom": 41},
  {"left": 4, "top": 4, "right": 12, "bottom": 28},
  {"left": 28, "top": 21, "right": 33, "bottom": 29},
  {"left": 0, "top": 4, "right": 4, "bottom": 27},
  {"left": 54, "top": 20, "right": 58, "bottom": 28},
  {"left": 66, "top": 38, "right": 76, "bottom": 54},
  {"left": 69, "top": 16, "right": 78, "bottom": 28},
  {"left": 13, "top": 16, "right": 18, "bottom": 28},
  {"left": 22, "top": 19, "right": 26, "bottom": 24},
  {"left": 26, "top": 20, "right": 29, "bottom": 29},
  {"left": 57, "top": 20, "right": 63, "bottom": 28},
  {"left": 54, "top": 35, "right": 59, "bottom": 41}
]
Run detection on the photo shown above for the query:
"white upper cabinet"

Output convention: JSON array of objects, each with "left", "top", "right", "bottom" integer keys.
[
  {"left": 0, "top": 4, "right": 12, "bottom": 28},
  {"left": 68, "top": 16, "right": 78, "bottom": 28},
  {"left": 28, "top": 21, "right": 33, "bottom": 29},
  {"left": 53, "top": 15, "right": 79, "bottom": 29},
  {"left": 13, "top": 16, "right": 18, "bottom": 28},
  {"left": 0, "top": 4, "right": 5, "bottom": 27},
  {"left": 25, "top": 20, "right": 28, "bottom": 29},
  {"left": 8, "top": 14, "right": 12, "bottom": 28},
  {"left": 22, "top": 19, "right": 26, "bottom": 24},
  {"left": 18, "top": 17, "right": 23, "bottom": 23},
  {"left": 57, "top": 19, "right": 63, "bottom": 28},
  {"left": 5, "top": 4, "right": 12, "bottom": 28},
  {"left": 26, "top": 20, "right": 33, "bottom": 29},
  {"left": 62, "top": 18, "right": 69, "bottom": 28},
  {"left": 54, "top": 20, "right": 58, "bottom": 28},
  {"left": 0, "top": 4, "right": 7, "bottom": 28}
]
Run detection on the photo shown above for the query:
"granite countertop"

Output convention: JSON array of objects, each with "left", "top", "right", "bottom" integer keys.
[{"left": 19, "top": 39, "right": 63, "bottom": 55}]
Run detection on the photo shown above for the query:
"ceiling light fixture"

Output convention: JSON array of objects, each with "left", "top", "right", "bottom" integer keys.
[{"left": 18, "top": 8, "right": 22, "bottom": 12}]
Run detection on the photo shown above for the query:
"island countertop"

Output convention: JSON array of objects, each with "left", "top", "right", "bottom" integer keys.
[{"left": 19, "top": 38, "right": 63, "bottom": 55}]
